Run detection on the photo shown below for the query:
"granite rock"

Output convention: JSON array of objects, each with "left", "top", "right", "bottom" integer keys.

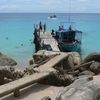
[
  {"left": 56, "top": 76, "right": 100, "bottom": 100},
  {"left": 0, "top": 52, "right": 17, "bottom": 66}
]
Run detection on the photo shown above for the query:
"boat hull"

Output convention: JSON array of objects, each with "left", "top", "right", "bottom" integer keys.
[{"left": 59, "top": 42, "right": 81, "bottom": 53}]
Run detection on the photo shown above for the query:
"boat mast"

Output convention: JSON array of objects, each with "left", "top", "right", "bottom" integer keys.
[{"left": 68, "top": 0, "right": 71, "bottom": 24}]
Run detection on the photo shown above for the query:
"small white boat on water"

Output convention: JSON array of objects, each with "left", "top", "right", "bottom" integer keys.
[{"left": 48, "top": 14, "right": 57, "bottom": 20}]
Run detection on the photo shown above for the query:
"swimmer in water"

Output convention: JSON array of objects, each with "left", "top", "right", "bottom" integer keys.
[
  {"left": 21, "top": 44, "right": 23, "bottom": 46},
  {"left": 6, "top": 37, "right": 8, "bottom": 40}
]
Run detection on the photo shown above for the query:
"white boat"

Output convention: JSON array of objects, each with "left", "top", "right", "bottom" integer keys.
[{"left": 48, "top": 15, "right": 57, "bottom": 19}]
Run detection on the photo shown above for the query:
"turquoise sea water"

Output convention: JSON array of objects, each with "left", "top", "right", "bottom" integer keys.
[{"left": 0, "top": 13, "right": 100, "bottom": 68}]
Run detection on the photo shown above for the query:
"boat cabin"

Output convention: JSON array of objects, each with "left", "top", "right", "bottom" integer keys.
[
  {"left": 54, "top": 29, "right": 82, "bottom": 52},
  {"left": 56, "top": 30, "right": 75, "bottom": 43},
  {"left": 55, "top": 29, "right": 82, "bottom": 44}
]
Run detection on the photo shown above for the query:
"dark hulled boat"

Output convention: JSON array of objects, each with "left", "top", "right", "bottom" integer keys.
[{"left": 54, "top": 26, "right": 82, "bottom": 53}]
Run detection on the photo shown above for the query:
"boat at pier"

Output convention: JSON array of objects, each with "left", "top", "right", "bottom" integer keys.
[
  {"left": 52, "top": 0, "right": 82, "bottom": 53},
  {"left": 54, "top": 24, "right": 82, "bottom": 53}
]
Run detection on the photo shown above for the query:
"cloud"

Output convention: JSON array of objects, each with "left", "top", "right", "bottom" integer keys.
[
  {"left": 0, "top": 5, "right": 17, "bottom": 10},
  {"left": 35, "top": 0, "right": 62, "bottom": 6},
  {"left": 0, "top": 0, "right": 100, "bottom": 13},
  {"left": 79, "top": 0, "right": 88, "bottom": 2}
]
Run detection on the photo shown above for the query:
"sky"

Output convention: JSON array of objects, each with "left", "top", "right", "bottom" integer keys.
[{"left": 0, "top": 0, "right": 100, "bottom": 13}]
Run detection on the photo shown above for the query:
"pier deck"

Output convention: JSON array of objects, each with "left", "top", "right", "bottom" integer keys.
[{"left": 40, "top": 31, "right": 60, "bottom": 52}]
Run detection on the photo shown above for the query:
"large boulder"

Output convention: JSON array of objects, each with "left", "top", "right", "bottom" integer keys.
[
  {"left": 79, "top": 70, "right": 95, "bottom": 76},
  {"left": 63, "top": 52, "right": 81, "bottom": 70},
  {"left": 39, "top": 72, "right": 75, "bottom": 86},
  {"left": 0, "top": 66, "right": 24, "bottom": 85},
  {"left": 90, "top": 62, "right": 100, "bottom": 74},
  {"left": 83, "top": 52, "right": 100, "bottom": 63},
  {"left": 56, "top": 75, "right": 100, "bottom": 100},
  {"left": 70, "top": 52, "right": 81, "bottom": 66},
  {"left": 0, "top": 66, "right": 14, "bottom": 85},
  {"left": 33, "top": 50, "right": 60, "bottom": 64},
  {"left": 0, "top": 52, "right": 17, "bottom": 66}
]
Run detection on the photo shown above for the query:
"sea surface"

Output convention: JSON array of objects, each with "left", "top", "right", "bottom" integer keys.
[{"left": 0, "top": 13, "right": 100, "bottom": 68}]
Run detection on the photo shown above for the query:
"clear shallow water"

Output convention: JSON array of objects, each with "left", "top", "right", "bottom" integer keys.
[{"left": 0, "top": 13, "right": 100, "bottom": 68}]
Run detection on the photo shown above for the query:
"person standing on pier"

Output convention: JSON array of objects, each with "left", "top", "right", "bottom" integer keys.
[
  {"left": 33, "top": 27, "right": 41, "bottom": 52},
  {"left": 69, "top": 25, "right": 72, "bottom": 31},
  {"left": 59, "top": 26, "right": 61, "bottom": 31},
  {"left": 39, "top": 21, "right": 42, "bottom": 31},
  {"left": 43, "top": 23, "right": 46, "bottom": 33},
  {"left": 34, "top": 37, "right": 40, "bottom": 52}
]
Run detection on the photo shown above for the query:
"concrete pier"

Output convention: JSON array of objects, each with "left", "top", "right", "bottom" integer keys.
[{"left": 39, "top": 31, "right": 60, "bottom": 52}]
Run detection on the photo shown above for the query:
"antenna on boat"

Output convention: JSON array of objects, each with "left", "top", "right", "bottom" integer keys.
[{"left": 68, "top": 0, "right": 71, "bottom": 24}]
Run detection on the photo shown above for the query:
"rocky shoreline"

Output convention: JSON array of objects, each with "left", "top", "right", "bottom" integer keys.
[{"left": 1, "top": 51, "right": 100, "bottom": 100}]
